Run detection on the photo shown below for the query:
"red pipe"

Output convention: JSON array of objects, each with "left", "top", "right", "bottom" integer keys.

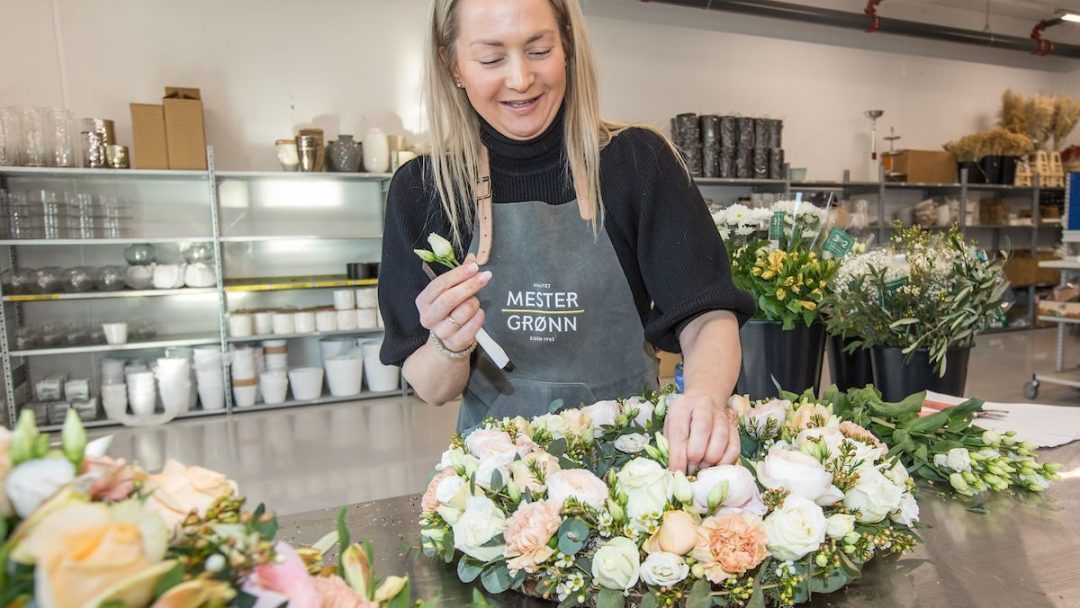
[{"left": 865, "top": 0, "right": 884, "bottom": 33}]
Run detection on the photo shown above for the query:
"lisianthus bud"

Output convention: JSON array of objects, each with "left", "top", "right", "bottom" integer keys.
[
  {"left": 961, "top": 471, "right": 976, "bottom": 485},
  {"left": 706, "top": 480, "right": 729, "bottom": 511},
  {"left": 11, "top": 409, "right": 38, "bottom": 465},
  {"left": 427, "top": 233, "right": 455, "bottom": 261},
  {"left": 655, "top": 433, "right": 670, "bottom": 458},
  {"left": 61, "top": 409, "right": 87, "bottom": 467},
  {"left": 1020, "top": 441, "right": 1038, "bottom": 452},
  {"left": 949, "top": 472, "right": 971, "bottom": 495},
  {"left": 413, "top": 248, "right": 437, "bottom": 263},
  {"left": 607, "top": 499, "right": 626, "bottom": 524},
  {"left": 981, "top": 430, "right": 1001, "bottom": 446}
]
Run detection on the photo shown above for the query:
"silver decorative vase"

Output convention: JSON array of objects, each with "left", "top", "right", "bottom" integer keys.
[{"left": 326, "top": 135, "right": 362, "bottom": 172}]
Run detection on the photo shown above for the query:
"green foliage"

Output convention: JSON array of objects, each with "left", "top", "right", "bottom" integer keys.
[{"left": 731, "top": 239, "right": 838, "bottom": 330}]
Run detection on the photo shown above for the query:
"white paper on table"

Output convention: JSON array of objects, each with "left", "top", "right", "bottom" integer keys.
[{"left": 924, "top": 391, "right": 1080, "bottom": 448}]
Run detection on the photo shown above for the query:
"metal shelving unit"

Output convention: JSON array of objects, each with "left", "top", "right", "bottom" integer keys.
[
  {"left": 0, "top": 149, "right": 405, "bottom": 430},
  {"left": 232, "top": 389, "right": 404, "bottom": 414},
  {"left": 227, "top": 328, "right": 383, "bottom": 343}
]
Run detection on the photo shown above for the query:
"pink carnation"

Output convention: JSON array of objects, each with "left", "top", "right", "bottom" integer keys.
[{"left": 504, "top": 500, "right": 562, "bottom": 575}]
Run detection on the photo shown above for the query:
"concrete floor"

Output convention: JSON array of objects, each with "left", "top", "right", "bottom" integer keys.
[{"left": 97, "top": 327, "right": 1080, "bottom": 515}]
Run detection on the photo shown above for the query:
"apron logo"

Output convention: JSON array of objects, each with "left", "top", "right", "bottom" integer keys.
[{"left": 502, "top": 284, "right": 583, "bottom": 341}]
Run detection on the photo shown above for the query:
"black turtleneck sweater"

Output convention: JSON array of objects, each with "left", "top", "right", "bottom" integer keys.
[{"left": 378, "top": 111, "right": 755, "bottom": 366}]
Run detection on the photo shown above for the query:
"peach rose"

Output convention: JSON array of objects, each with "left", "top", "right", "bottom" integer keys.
[
  {"left": 151, "top": 579, "right": 236, "bottom": 608},
  {"left": 465, "top": 429, "right": 516, "bottom": 460},
  {"left": 690, "top": 513, "right": 769, "bottom": 584},
  {"left": 546, "top": 469, "right": 609, "bottom": 509},
  {"left": 643, "top": 510, "right": 700, "bottom": 556},
  {"left": 25, "top": 499, "right": 173, "bottom": 608},
  {"left": 312, "top": 574, "right": 377, "bottom": 608},
  {"left": 143, "top": 459, "right": 238, "bottom": 530},
  {"left": 504, "top": 499, "right": 562, "bottom": 575},
  {"left": 840, "top": 421, "right": 884, "bottom": 448},
  {"left": 422, "top": 469, "right": 457, "bottom": 514}
]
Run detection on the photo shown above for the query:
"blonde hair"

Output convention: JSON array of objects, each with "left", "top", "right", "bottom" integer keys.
[{"left": 426, "top": 0, "right": 628, "bottom": 248}]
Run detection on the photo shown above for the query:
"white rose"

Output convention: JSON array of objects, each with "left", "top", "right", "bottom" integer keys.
[
  {"left": 547, "top": 469, "right": 609, "bottom": 509},
  {"left": 617, "top": 458, "right": 671, "bottom": 521},
  {"left": 843, "top": 466, "right": 904, "bottom": 523},
  {"left": 533, "top": 413, "right": 570, "bottom": 440},
  {"left": 465, "top": 429, "right": 516, "bottom": 460},
  {"left": 744, "top": 399, "right": 789, "bottom": 436},
  {"left": 5, "top": 458, "right": 77, "bottom": 518},
  {"left": 435, "top": 475, "right": 471, "bottom": 524},
  {"left": 946, "top": 448, "right": 972, "bottom": 472},
  {"left": 795, "top": 428, "right": 843, "bottom": 461},
  {"left": 727, "top": 394, "right": 752, "bottom": 416},
  {"left": 582, "top": 400, "right": 621, "bottom": 431},
  {"left": 844, "top": 437, "right": 887, "bottom": 466},
  {"left": 757, "top": 447, "right": 843, "bottom": 506},
  {"left": 452, "top": 496, "right": 506, "bottom": 562},
  {"left": 625, "top": 396, "right": 655, "bottom": 428},
  {"left": 614, "top": 433, "right": 650, "bottom": 454},
  {"left": 933, "top": 453, "right": 948, "bottom": 469},
  {"left": 640, "top": 551, "right": 689, "bottom": 587},
  {"left": 826, "top": 513, "right": 855, "bottom": 539},
  {"left": 560, "top": 409, "right": 593, "bottom": 440},
  {"left": 591, "top": 537, "right": 641, "bottom": 590},
  {"left": 475, "top": 449, "right": 516, "bottom": 490},
  {"left": 763, "top": 495, "right": 828, "bottom": 561},
  {"left": 437, "top": 447, "right": 478, "bottom": 477},
  {"left": 891, "top": 492, "right": 920, "bottom": 527},
  {"left": 691, "top": 465, "right": 764, "bottom": 516}
]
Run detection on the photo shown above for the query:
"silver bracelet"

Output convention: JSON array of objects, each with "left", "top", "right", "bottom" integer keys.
[{"left": 429, "top": 332, "right": 477, "bottom": 359}]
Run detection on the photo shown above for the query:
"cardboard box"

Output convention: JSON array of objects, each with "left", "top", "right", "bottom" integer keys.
[
  {"left": 886, "top": 150, "right": 957, "bottom": 184},
  {"left": 1004, "top": 251, "right": 1061, "bottom": 287},
  {"left": 657, "top": 351, "right": 681, "bottom": 381},
  {"left": 1038, "top": 300, "right": 1080, "bottom": 318},
  {"left": 129, "top": 103, "right": 169, "bottom": 169},
  {"left": 162, "top": 86, "right": 207, "bottom": 170}
]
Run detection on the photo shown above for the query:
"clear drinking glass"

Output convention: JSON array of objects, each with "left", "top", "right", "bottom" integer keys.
[
  {"left": 7, "top": 191, "right": 32, "bottom": 239},
  {"left": 38, "top": 190, "right": 63, "bottom": 239},
  {"left": 74, "top": 192, "right": 95, "bottom": 238},
  {"left": 0, "top": 107, "right": 21, "bottom": 166},
  {"left": 47, "top": 107, "right": 75, "bottom": 168},
  {"left": 99, "top": 195, "right": 122, "bottom": 238},
  {"left": 19, "top": 106, "right": 48, "bottom": 167}
]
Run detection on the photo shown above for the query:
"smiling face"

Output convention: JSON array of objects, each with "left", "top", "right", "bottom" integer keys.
[{"left": 451, "top": 0, "right": 568, "bottom": 141}]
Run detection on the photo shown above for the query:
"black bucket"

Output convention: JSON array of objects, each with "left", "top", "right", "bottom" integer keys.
[
  {"left": 958, "top": 161, "right": 988, "bottom": 184},
  {"left": 1000, "top": 156, "right": 1018, "bottom": 186},
  {"left": 827, "top": 335, "right": 874, "bottom": 391},
  {"left": 737, "top": 321, "right": 826, "bottom": 399},
  {"left": 870, "top": 346, "right": 972, "bottom": 402},
  {"left": 979, "top": 156, "right": 1004, "bottom": 185}
]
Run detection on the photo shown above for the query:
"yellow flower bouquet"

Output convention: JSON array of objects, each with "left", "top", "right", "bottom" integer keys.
[{"left": 731, "top": 242, "right": 838, "bottom": 330}]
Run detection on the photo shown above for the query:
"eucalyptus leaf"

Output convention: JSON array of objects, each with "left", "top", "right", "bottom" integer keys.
[
  {"left": 480, "top": 563, "right": 513, "bottom": 594},
  {"left": 596, "top": 589, "right": 625, "bottom": 608}
]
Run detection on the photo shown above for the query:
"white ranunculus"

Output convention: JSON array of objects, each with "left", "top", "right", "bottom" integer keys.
[
  {"left": 591, "top": 537, "right": 641, "bottom": 590},
  {"left": 547, "top": 469, "right": 609, "bottom": 509},
  {"left": 668, "top": 471, "right": 694, "bottom": 505},
  {"left": 5, "top": 458, "right": 77, "bottom": 518},
  {"left": 582, "top": 400, "right": 621, "bottom": 431},
  {"left": 757, "top": 447, "right": 843, "bottom": 506},
  {"left": 691, "top": 465, "right": 763, "bottom": 515},
  {"left": 891, "top": 492, "right": 920, "bottom": 527},
  {"left": 435, "top": 475, "right": 467, "bottom": 506},
  {"left": 617, "top": 458, "right": 671, "bottom": 521},
  {"left": 843, "top": 466, "right": 904, "bottom": 523},
  {"left": 640, "top": 551, "right": 690, "bottom": 587},
  {"left": 763, "top": 495, "right": 828, "bottom": 561},
  {"left": 465, "top": 429, "right": 516, "bottom": 460},
  {"left": 946, "top": 448, "right": 972, "bottom": 472},
  {"left": 475, "top": 449, "right": 516, "bottom": 490},
  {"left": 614, "top": 433, "right": 650, "bottom": 454},
  {"left": 826, "top": 513, "right": 855, "bottom": 539},
  {"left": 452, "top": 496, "right": 506, "bottom": 562},
  {"left": 533, "top": 413, "right": 570, "bottom": 440}
]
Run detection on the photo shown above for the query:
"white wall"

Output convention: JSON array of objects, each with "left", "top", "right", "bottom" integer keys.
[{"left": 2, "top": 0, "right": 1080, "bottom": 178}]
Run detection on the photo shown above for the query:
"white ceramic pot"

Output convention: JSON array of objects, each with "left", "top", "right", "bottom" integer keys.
[
  {"left": 254, "top": 311, "right": 274, "bottom": 335},
  {"left": 356, "top": 287, "right": 378, "bottom": 309},
  {"left": 319, "top": 337, "right": 354, "bottom": 362},
  {"left": 360, "top": 341, "right": 400, "bottom": 392},
  {"left": 325, "top": 356, "right": 363, "bottom": 397},
  {"left": 102, "top": 323, "right": 128, "bottom": 345},
  {"left": 259, "top": 371, "right": 289, "bottom": 405},
  {"left": 294, "top": 310, "right": 316, "bottom": 333},
  {"left": 233, "top": 384, "right": 257, "bottom": 407},
  {"left": 160, "top": 380, "right": 192, "bottom": 413},
  {"left": 153, "top": 263, "right": 187, "bottom": 289},
  {"left": 316, "top": 309, "right": 339, "bottom": 332},
  {"left": 101, "top": 358, "right": 126, "bottom": 384},
  {"left": 101, "top": 384, "right": 128, "bottom": 419},
  {"left": 288, "top": 367, "right": 324, "bottom": 401},
  {"left": 333, "top": 289, "right": 356, "bottom": 310},
  {"left": 356, "top": 309, "right": 377, "bottom": 330},
  {"left": 228, "top": 313, "right": 254, "bottom": 338},
  {"left": 273, "top": 312, "right": 296, "bottom": 335},
  {"left": 337, "top": 309, "right": 358, "bottom": 330},
  {"left": 198, "top": 384, "right": 226, "bottom": 411},
  {"left": 363, "top": 127, "right": 390, "bottom": 173}
]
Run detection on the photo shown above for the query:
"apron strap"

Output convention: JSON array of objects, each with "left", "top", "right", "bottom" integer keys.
[{"left": 473, "top": 145, "right": 596, "bottom": 265}]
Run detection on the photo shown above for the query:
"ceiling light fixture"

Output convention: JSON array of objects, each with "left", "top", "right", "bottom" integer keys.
[{"left": 1062, "top": 13, "right": 1080, "bottom": 23}]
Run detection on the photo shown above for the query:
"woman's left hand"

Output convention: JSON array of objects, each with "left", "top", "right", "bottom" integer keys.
[{"left": 664, "top": 394, "right": 740, "bottom": 474}]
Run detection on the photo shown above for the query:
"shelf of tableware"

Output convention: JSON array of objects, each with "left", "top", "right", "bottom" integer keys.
[
  {"left": 0, "top": 237, "right": 219, "bottom": 246},
  {"left": 227, "top": 328, "right": 383, "bottom": 344},
  {"left": 2, "top": 288, "right": 219, "bottom": 302},
  {"left": 36, "top": 407, "right": 226, "bottom": 433},
  {"left": 223, "top": 278, "right": 378, "bottom": 293},
  {"left": 8, "top": 334, "right": 221, "bottom": 357},
  {"left": 232, "top": 389, "right": 406, "bottom": 415}
]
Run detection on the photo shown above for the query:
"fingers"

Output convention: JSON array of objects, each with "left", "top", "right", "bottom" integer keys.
[
  {"left": 417, "top": 264, "right": 492, "bottom": 330},
  {"left": 703, "top": 411, "right": 730, "bottom": 466},
  {"left": 417, "top": 255, "right": 478, "bottom": 309},
  {"left": 685, "top": 400, "right": 712, "bottom": 475},
  {"left": 435, "top": 308, "right": 485, "bottom": 352},
  {"left": 720, "top": 414, "right": 741, "bottom": 465},
  {"left": 664, "top": 396, "right": 691, "bottom": 473}
]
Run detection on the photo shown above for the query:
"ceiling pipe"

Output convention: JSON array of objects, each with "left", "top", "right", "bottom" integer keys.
[{"left": 643, "top": 0, "right": 1080, "bottom": 59}]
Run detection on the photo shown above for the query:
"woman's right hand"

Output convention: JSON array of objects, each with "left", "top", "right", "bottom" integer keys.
[{"left": 416, "top": 254, "right": 492, "bottom": 353}]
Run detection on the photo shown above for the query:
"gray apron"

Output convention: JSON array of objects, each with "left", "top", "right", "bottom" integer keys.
[{"left": 457, "top": 189, "right": 659, "bottom": 432}]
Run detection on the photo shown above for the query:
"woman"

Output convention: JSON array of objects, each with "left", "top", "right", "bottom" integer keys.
[{"left": 379, "top": 0, "right": 755, "bottom": 473}]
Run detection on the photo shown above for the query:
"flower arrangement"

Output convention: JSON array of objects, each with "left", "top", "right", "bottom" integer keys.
[
  {"left": 822, "top": 225, "right": 1008, "bottom": 375},
  {"left": 420, "top": 389, "right": 924, "bottom": 608},
  {"left": 0, "top": 410, "right": 421, "bottom": 608}
]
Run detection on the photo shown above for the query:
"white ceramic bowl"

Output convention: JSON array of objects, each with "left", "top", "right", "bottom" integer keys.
[
  {"left": 288, "top": 367, "right": 324, "bottom": 401},
  {"left": 228, "top": 313, "right": 254, "bottom": 338},
  {"left": 101, "top": 358, "right": 126, "bottom": 384},
  {"left": 325, "top": 356, "right": 363, "bottom": 397},
  {"left": 254, "top": 311, "right": 275, "bottom": 335},
  {"left": 102, "top": 323, "right": 128, "bottom": 345},
  {"left": 294, "top": 311, "right": 316, "bottom": 333},
  {"left": 273, "top": 312, "right": 296, "bottom": 335}
]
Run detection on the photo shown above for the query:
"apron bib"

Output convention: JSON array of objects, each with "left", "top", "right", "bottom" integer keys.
[{"left": 456, "top": 186, "right": 659, "bottom": 432}]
